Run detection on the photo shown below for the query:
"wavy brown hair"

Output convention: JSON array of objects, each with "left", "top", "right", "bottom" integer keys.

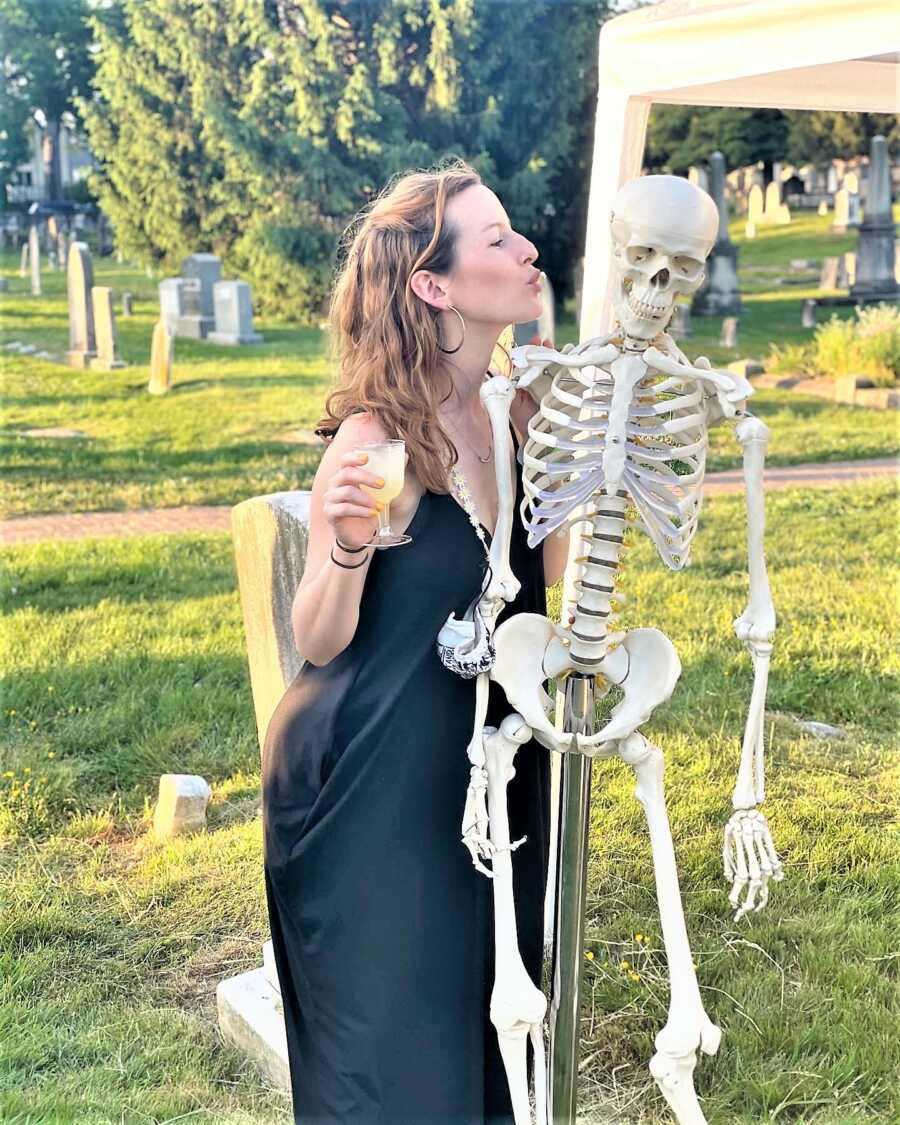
[{"left": 314, "top": 157, "right": 514, "bottom": 494}]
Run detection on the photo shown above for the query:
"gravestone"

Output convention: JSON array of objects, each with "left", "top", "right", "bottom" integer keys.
[
  {"left": 745, "top": 184, "right": 763, "bottom": 237},
  {"left": 851, "top": 135, "right": 898, "bottom": 303},
  {"left": 817, "top": 200, "right": 829, "bottom": 216},
  {"left": 832, "top": 189, "right": 849, "bottom": 233},
  {"left": 836, "top": 252, "right": 856, "bottom": 289},
  {"left": 122, "top": 292, "right": 133, "bottom": 317},
  {"left": 574, "top": 257, "right": 584, "bottom": 324},
  {"left": 159, "top": 278, "right": 190, "bottom": 334},
  {"left": 57, "top": 231, "right": 68, "bottom": 270},
  {"left": 691, "top": 151, "right": 741, "bottom": 316},
  {"left": 29, "top": 225, "right": 41, "bottom": 296},
  {"left": 148, "top": 320, "right": 174, "bottom": 395},
  {"left": 719, "top": 317, "right": 739, "bottom": 348},
  {"left": 669, "top": 303, "right": 692, "bottom": 339},
  {"left": 19, "top": 242, "right": 28, "bottom": 277},
  {"left": 826, "top": 165, "right": 839, "bottom": 194},
  {"left": 687, "top": 166, "right": 709, "bottom": 192},
  {"left": 65, "top": 241, "right": 96, "bottom": 368},
  {"left": 801, "top": 299, "right": 817, "bottom": 328},
  {"left": 178, "top": 253, "right": 221, "bottom": 338},
  {"left": 513, "top": 273, "right": 555, "bottom": 348},
  {"left": 819, "top": 257, "right": 840, "bottom": 290},
  {"left": 90, "top": 287, "right": 127, "bottom": 370},
  {"left": 208, "top": 280, "right": 264, "bottom": 345}
]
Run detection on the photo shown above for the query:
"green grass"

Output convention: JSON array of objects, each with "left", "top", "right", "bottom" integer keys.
[{"left": 2, "top": 480, "right": 898, "bottom": 1122}]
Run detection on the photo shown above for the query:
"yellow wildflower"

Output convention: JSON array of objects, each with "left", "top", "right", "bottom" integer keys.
[
  {"left": 585, "top": 950, "right": 594, "bottom": 961},
  {"left": 629, "top": 972, "right": 640, "bottom": 982},
  {"left": 620, "top": 960, "right": 630, "bottom": 971}
]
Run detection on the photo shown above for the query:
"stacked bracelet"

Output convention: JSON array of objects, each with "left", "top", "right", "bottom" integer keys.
[{"left": 330, "top": 535, "right": 373, "bottom": 569}]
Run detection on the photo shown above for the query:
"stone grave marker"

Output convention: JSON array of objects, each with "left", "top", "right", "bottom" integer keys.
[
  {"left": 65, "top": 241, "right": 96, "bottom": 368},
  {"left": 159, "top": 278, "right": 186, "bottom": 333},
  {"left": 851, "top": 135, "right": 898, "bottom": 303},
  {"left": 179, "top": 253, "right": 221, "bottom": 338},
  {"left": 90, "top": 287, "right": 127, "bottom": 370},
  {"left": 19, "top": 241, "right": 28, "bottom": 277},
  {"left": 148, "top": 319, "right": 174, "bottom": 395},
  {"left": 819, "top": 257, "right": 840, "bottom": 290},
  {"left": 801, "top": 299, "right": 817, "bottom": 328},
  {"left": 122, "top": 292, "right": 133, "bottom": 317},
  {"left": 719, "top": 317, "right": 739, "bottom": 348},
  {"left": 692, "top": 150, "right": 741, "bottom": 316},
  {"left": 29, "top": 225, "right": 41, "bottom": 296},
  {"left": 208, "top": 281, "right": 264, "bottom": 345}
]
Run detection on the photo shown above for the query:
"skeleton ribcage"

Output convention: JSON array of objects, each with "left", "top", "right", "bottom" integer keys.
[{"left": 520, "top": 362, "right": 708, "bottom": 570}]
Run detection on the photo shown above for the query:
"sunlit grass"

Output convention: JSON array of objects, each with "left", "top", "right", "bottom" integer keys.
[{"left": 2, "top": 480, "right": 898, "bottom": 1122}]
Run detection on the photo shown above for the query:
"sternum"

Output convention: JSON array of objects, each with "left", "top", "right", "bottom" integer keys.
[{"left": 569, "top": 491, "right": 627, "bottom": 669}]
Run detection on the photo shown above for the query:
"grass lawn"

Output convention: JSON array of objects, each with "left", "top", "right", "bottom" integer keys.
[
  {"left": 2, "top": 204, "right": 899, "bottom": 520},
  {"left": 2, "top": 480, "right": 897, "bottom": 1123}
]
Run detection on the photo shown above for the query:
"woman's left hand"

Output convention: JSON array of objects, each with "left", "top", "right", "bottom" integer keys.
[{"left": 512, "top": 333, "right": 554, "bottom": 423}]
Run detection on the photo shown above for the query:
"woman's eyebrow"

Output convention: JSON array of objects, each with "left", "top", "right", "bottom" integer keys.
[{"left": 481, "top": 220, "right": 510, "bottom": 233}]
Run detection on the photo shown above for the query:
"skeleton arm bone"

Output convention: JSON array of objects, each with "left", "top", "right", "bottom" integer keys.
[{"left": 722, "top": 409, "right": 783, "bottom": 919}]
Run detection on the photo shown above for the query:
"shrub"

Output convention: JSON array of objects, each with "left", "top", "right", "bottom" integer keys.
[{"left": 765, "top": 304, "right": 900, "bottom": 386}]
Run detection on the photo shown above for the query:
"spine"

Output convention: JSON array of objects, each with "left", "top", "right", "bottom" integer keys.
[{"left": 568, "top": 490, "right": 627, "bottom": 670}]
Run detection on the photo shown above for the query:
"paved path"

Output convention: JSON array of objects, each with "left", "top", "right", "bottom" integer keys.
[{"left": 1, "top": 457, "right": 896, "bottom": 545}]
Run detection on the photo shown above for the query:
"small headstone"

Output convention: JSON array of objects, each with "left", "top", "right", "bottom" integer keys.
[
  {"left": 745, "top": 184, "right": 763, "bottom": 236},
  {"left": 122, "top": 292, "right": 133, "bottom": 317},
  {"left": 687, "top": 165, "right": 709, "bottom": 192},
  {"left": 57, "top": 231, "right": 68, "bottom": 269},
  {"left": 817, "top": 200, "right": 829, "bottom": 216},
  {"left": 798, "top": 720, "right": 846, "bottom": 740},
  {"left": 159, "top": 278, "right": 186, "bottom": 333},
  {"left": 719, "top": 317, "right": 738, "bottom": 348},
  {"left": 513, "top": 273, "right": 555, "bottom": 348},
  {"left": 47, "top": 215, "right": 59, "bottom": 242},
  {"left": 669, "top": 303, "right": 692, "bottom": 339},
  {"left": 208, "top": 280, "right": 264, "bottom": 345},
  {"left": 65, "top": 241, "right": 97, "bottom": 368},
  {"left": 801, "top": 299, "right": 817, "bottom": 328},
  {"left": 851, "top": 135, "right": 899, "bottom": 303},
  {"left": 90, "top": 287, "right": 127, "bottom": 370},
  {"left": 148, "top": 319, "right": 174, "bottom": 395},
  {"left": 832, "top": 188, "right": 849, "bottom": 233},
  {"left": 789, "top": 259, "right": 810, "bottom": 270},
  {"left": 763, "top": 180, "right": 781, "bottom": 220},
  {"left": 179, "top": 253, "right": 221, "bottom": 338},
  {"left": 29, "top": 225, "right": 41, "bottom": 296},
  {"left": 843, "top": 252, "right": 856, "bottom": 287},
  {"left": 153, "top": 773, "right": 212, "bottom": 839},
  {"left": 19, "top": 242, "right": 28, "bottom": 277},
  {"left": 819, "top": 257, "right": 840, "bottom": 290}
]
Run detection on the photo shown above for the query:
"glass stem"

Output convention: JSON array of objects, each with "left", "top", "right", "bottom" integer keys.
[{"left": 376, "top": 503, "right": 391, "bottom": 536}]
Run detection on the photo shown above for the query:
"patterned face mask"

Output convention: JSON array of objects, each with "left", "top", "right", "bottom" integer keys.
[{"left": 435, "top": 562, "right": 496, "bottom": 678}]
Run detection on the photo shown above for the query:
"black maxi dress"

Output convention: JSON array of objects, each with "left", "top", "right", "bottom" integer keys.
[{"left": 261, "top": 422, "right": 551, "bottom": 1125}]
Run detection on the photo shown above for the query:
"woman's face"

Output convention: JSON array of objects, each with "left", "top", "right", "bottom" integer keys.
[{"left": 441, "top": 183, "right": 542, "bottom": 327}]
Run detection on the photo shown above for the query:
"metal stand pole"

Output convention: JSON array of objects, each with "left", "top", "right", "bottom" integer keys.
[{"left": 547, "top": 673, "right": 595, "bottom": 1124}]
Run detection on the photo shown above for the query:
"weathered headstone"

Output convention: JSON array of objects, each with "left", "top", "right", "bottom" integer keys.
[
  {"left": 719, "top": 317, "right": 739, "bottom": 348},
  {"left": 832, "top": 189, "right": 849, "bottom": 233},
  {"left": 122, "top": 292, "right": 133, "bottom": 317},
  {"left": 57, "top": 231, "right": 68, "bottom": 270},
  {"left": 65, "top": 241, "right": 96, "bottom": 368},
  {"left": 153, "top": 774, "right": 212, "bottom": 839},
  {"left": 90, "top": 287, "right": 127, "bottom": 370},
  {"left": 819, "top": 257, "right": 840, "bottom": 290},
  {"left": 745, "top": 184, "right": 764, "bottom": 237},
  {"left": 692, "top": 151, "right": 742, "bottom": 316},
  {"left": 29, "top": 225, "right": 41, "bottom": 296},
  {"left": 817, "top": 199, "right": 829, "bottom": 216},
  {"left": 19, "top": 241, "right": 28, "bottom": 277},
  {"left": 801, "top": 299, "right": 817, "bottom": 328},
  {"left": 178, "top": 253, "right": 221, "bottom": 338},
  {"left": 669, "top": 303, "right": 692, "bottom": 339},
  {"left": 208, "top": 280, "right": 264, "bottom": 345},
  {"left": 159, "top": 278, "right": 186, "bottom": 333},
  {"left": 687, "top": 165, "right": 709, "bottom": 192},
  {"left": 574, "top": 256, "right": 584, "bottom": 324},
  {"left": 148, "top": 319, "right": 174, "bottom": 395},
  {"left": 513, "top": 272, "right": 555, "bottom": 348},
  {"left": 851, "top": 135, "right": 898, "bottom": 303}
]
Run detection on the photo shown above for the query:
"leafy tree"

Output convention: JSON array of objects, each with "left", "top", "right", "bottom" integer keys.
[
  {"left": 645, "top": 105, "right": 789, "bottom": 182},
  {"left": 784, "top": 110, "right": 899, "bottom": 166},
  {"left": 0, "top": 0, "right": 94, "bottom": 205},
  {"left": 76, "top": 0, "right": 610, "bottom": 322}
]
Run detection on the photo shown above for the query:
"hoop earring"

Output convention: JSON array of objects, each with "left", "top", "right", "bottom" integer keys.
[{"left": 437, "top": 304, "right": 465, "bottom": 354}]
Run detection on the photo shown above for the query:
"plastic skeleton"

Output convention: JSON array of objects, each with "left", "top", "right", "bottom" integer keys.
[{"left": 444, "top": 176, "right": 783, "bottom": 1125}]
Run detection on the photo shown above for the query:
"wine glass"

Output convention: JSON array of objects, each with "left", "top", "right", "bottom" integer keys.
[{"left": 356, "top": 439, "right": 412, "bottom": 547}]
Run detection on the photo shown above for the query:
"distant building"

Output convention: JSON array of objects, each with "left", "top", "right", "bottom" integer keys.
[{"left": 5, "top": 114, "right": 96, "bottom": 205}]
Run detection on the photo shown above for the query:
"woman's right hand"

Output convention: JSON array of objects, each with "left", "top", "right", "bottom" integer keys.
[{"left": 322, "top": 451, "right": 384, "bottom": 549}]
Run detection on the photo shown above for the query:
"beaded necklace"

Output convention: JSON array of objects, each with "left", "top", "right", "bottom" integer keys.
[{"left": 449, "top": 465, "right": 492, "bottom": 564}]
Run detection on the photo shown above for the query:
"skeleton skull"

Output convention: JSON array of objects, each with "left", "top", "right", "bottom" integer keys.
[{"left": 610, "top": 175, "right": 719, "bottom": 345}]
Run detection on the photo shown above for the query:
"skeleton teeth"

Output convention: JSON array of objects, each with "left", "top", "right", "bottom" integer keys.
[{"left": 626, "top": 290, "right": 668, "bottom": 319}]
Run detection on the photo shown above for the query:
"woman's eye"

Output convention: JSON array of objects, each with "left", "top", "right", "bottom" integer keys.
[{"left": 492, "top": 238, "right": 504, "bottom": 246}]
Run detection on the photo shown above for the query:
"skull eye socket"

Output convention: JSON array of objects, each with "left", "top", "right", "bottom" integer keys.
[
  {"left": 673, "top": 256, "right": 702, "bottom": 276},
  {"left": 626, "top": 245, "right": 653, "bottom": 266}
]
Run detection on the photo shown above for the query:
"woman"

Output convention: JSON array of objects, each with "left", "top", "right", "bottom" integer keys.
[{"left": 261, "top": 157, "right": 572, "bottom": 1124}]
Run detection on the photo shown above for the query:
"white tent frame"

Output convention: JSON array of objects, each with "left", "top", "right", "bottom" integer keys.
[{"left": 545, "top": 2, "right": 899, "bottom": 1118}]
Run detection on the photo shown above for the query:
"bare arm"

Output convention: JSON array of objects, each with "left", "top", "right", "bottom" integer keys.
[{"left": 291, "top": 412, "right": 390, "bottom": 665}]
